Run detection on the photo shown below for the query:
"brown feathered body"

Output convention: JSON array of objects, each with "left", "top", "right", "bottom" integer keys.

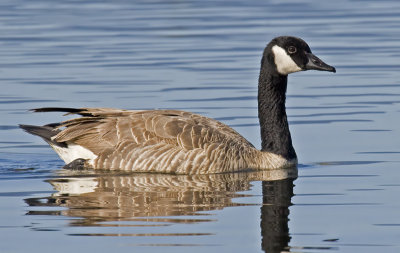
[{"left": 22, "top": 108, "right": 294, "bottom": 174}]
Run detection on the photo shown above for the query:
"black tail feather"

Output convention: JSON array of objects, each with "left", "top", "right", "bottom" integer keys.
[
  {"left": 19, "top": 124, "right": 67, "bottom": 148},
  {"left": 31, "top": 107, "right": 85, "bottom": 113},
  {"left": 31, "top": 107, "right": 93, "bottom": 116}
]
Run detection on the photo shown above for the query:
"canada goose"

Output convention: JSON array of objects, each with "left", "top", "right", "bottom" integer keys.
[{"left": 20, "top": 36, "right": 335, "bottom": 174}]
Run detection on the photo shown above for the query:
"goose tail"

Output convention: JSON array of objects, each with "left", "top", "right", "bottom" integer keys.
[
  {"left": 19, "top": 123, "right": 97, "bottom": 167},
  {"left": 19, "top": 123, "right": 66, "bottom": 148}
]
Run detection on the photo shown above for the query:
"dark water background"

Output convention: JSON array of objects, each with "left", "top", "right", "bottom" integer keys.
[{"left": 1, "top": 0, "right": 400, "bottom": 252}]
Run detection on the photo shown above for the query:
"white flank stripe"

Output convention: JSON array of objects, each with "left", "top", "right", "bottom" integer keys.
[{"left": 50, "top": 143, "right": 97, "bottom": 166}]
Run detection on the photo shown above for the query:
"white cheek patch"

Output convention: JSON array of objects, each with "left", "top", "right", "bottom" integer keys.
[{"left": 272, "top": 45, "right": 302, "bottom": 75}]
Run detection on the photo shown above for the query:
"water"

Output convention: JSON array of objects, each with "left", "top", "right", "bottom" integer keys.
[{"left": 1, "top": 0, "right": 400, "bottom": 252}]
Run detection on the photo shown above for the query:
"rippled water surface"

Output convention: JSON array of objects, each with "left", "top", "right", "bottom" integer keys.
[{"left": 1, "top": 0, "right": 400, "bottom": 252}]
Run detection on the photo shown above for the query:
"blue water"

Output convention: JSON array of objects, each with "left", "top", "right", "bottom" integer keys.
[{"left": 1, "top": 0, "right": 400, "bottom": 252}]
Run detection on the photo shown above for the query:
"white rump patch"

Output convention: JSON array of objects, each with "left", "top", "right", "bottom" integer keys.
[
  {"left": 272, "top": 45, "right": 302, "bottom": 75},
  {"left": 50, "top": 143, "right": 97, "bottom": 166}
]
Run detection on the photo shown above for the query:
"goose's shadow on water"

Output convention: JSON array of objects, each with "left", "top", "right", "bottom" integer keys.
[{"left": 25, "top": 168, "right": 299, "bottom": 252}]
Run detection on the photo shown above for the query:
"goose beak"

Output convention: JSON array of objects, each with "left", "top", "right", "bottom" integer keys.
[{"left": 305, "top": 53, "right": 336, "bottom": 73}]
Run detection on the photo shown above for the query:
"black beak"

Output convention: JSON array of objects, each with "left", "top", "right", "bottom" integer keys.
[{"left": 305, "top": 53, "right": 336, "bottom": 73}]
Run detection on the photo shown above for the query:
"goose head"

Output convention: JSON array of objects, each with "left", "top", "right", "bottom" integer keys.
[{"left": 264, "top": 36, "right": 336, "bottom": 75}]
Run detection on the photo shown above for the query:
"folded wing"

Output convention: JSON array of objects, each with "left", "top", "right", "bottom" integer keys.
[{"left": 38, "top": 108, "right": 256, "bottom": 173}]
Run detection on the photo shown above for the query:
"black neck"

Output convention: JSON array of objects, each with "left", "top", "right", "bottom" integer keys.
[{"left": 258, "top": 67, "right": 296, "bottom": 160}]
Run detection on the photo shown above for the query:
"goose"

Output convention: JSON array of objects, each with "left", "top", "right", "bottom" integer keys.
[{"left": 20, "top": 36, "right": 335, "bottom": 174}]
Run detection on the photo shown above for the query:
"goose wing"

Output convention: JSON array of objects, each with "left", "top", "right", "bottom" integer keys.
[{"left": 36, "top": 107, "right": 256, "bottom": 173}]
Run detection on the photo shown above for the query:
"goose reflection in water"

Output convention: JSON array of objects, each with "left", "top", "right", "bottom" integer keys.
[{"left": 25, "top": 168, "right": 297, "bottom": 252}]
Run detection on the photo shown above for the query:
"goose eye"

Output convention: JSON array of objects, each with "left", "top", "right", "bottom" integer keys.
[{"left": 287, "top": 46, "right": 297, "bottom": 54}]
